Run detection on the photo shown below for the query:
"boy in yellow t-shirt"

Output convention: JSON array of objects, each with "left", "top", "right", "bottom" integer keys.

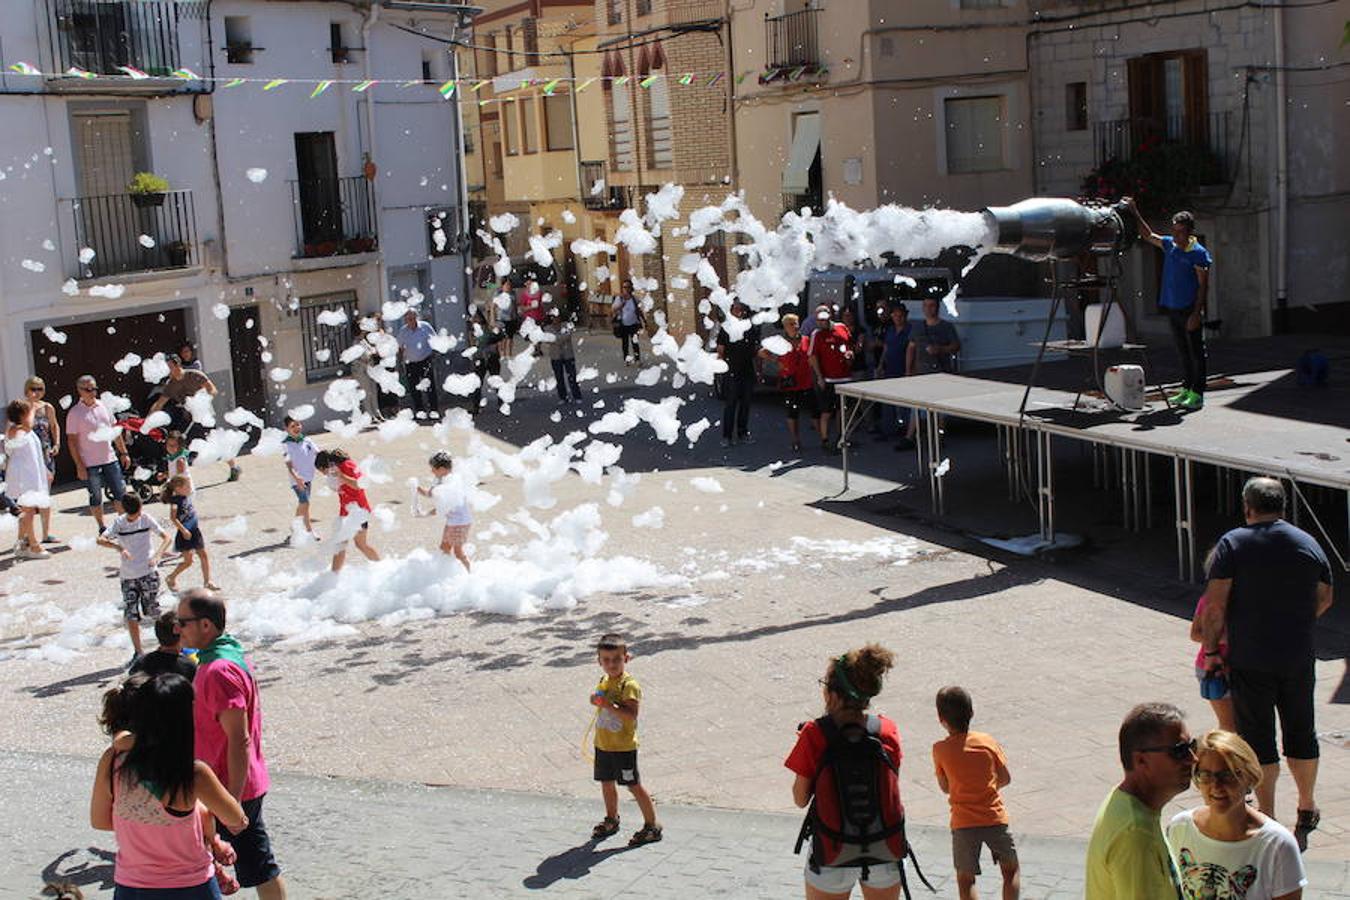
[{"left": 589, "top": 633, "right": 662, "bottom": 846}]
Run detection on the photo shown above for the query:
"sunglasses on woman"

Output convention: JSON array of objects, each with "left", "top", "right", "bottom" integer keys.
[
  {"left": 1138, "top": 738, "right": 1197, "bottom": 761},
  {"left": 1193, "top": 768, "right": 1242, "bottom": 787}
]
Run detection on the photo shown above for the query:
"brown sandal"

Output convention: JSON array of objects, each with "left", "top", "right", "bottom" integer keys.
[
  {"left": 629, "top": 823, "right": 663, "bottom": 846},
  {"left": 591, "top": 816, "right": 620, "bottom": 840}
]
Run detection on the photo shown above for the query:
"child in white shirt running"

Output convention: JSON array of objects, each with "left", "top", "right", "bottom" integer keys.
[
  {"left": 417, "top": 451, "right": 472, "bottom": 572},
  {"left": 281, "top": 415, "right": 319, "bottom": 538}
]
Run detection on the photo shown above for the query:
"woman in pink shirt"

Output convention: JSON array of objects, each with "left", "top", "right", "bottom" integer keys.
[{"left": 91, "top": 672, "right": 247, "bottom": 898}]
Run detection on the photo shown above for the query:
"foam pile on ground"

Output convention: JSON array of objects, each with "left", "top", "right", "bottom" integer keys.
[{"left": 224, "top": 503, "right": 684, "bottom": 635}]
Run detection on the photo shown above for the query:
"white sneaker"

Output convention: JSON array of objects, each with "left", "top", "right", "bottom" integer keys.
[{"left": 16, "top": 545, "right": 51, "bottom": 560}]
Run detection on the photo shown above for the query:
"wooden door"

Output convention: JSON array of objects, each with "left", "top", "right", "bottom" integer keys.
[{"left": 226, "top": 305, "right": 266, "bottom": 415}]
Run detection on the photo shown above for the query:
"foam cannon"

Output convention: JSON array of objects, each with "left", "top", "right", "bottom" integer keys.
[{"left": 982, "top": 198, "right": 1133, "bottom": 261}]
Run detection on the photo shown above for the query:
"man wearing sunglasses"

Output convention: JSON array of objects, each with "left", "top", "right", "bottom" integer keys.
[
  {"left": 1086, "top": 702, "right": 1195, "bottom": 899},
  {"left": 64, "top": 374, "right": 131, "bottom": 533},
  {"left": 175, "top": 589, "right": 287, "bottom": 899}
]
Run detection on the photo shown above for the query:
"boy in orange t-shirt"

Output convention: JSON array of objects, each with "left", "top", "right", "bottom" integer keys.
[{"left": 933, "top": 686, "right": 1021, "bottom": 900}]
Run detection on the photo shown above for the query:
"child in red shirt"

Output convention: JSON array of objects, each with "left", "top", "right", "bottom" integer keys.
[{"left": 314, "top": 449, "right": 381, "bottom": 572}]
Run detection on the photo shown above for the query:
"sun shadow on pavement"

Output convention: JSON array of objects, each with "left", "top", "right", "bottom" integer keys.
[
  {"left": 522, "top": 837, "right": 635, "bottom": 890},
  {"left": 25, "top": 666, "right": 126, "bottom": 699},
  {"left": 41, "top": 846, "right": 115, "bottom": 892}
]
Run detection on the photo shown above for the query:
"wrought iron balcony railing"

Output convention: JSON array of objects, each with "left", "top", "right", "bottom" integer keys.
[
  {"left": 764, "top": 7, "right": 820, "bottom": 70},
  {"left": 289, "top": 176, "right": 378, "bottom": 259},
  {"left": 1093, "top": 111, "right": 1234, "bottom": 188},
  {"left": 67, "top": 189, "right": 198, "bottom": 279},
  {"left": 47, "top": 0, "right": 182, "bottom": 78}
]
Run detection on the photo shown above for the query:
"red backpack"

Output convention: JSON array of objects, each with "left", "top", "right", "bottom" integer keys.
[{"left": 794, "top": 715, "right": 933, "bottom": 898}]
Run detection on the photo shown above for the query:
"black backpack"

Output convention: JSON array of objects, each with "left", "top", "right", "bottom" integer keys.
[{"left": 793, "top": 715, "right": 934, "bottom": 899}]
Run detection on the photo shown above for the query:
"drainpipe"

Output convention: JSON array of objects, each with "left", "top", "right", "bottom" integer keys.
[
  {"left": 361, "top": 3, "right": 388, "bottom": 310},
  {"left": 1271, "top": 2, "right": 1289, "bottom": 334},
  {"left": 448, "top": 20, "right": 474, "bottom": 346},
  {"left": 566, "top": 46, "right": 585, "bottom": 203}
]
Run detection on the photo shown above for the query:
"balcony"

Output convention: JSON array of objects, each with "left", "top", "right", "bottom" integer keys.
[
  {"left": 1092, "top": 112, "right": 1234, "bottom": 191},
  {"left": 762, "top": 8, "right": 825, "bottom": 83},
  {"left": 46, "top": 0, "right": 182, "bottom": 82},
  {"left": 67, "top": 190, "right": 198, "bottom": 279},
  {"left": 580, "top": 161, "right": 629, "bottom": 211},
  {"left": 289, "top": 176, "right": 378, "bottom": 259}
]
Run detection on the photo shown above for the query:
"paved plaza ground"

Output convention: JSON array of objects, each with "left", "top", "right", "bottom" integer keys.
[{"left": 2, "top": 334, "right": 1347, "bottom": 896}]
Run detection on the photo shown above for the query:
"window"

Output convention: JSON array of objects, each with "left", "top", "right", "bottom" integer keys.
[
  {"left": 944, "top": 96, "right": 1004, "bottom": 173},
  {"left": 330, "top": 22, "right": 351, "bottom": 65},
  {"left": 1127, "top": 49, "right": 1208, "bottom": 143},
  {"left": 1066, "top": 81, "right": 1087, "bottom": 131},
  {"left": 544, "top": 93, "right": 574, "bottom": 151},
  {"left": 504, "top": 25, "right": 514, "bottom": 71},
  {"left": 520, "top": 96, "right": 539, "bottom": 153},
  {"left": 422, "top": 54, "right": 434, "bottom": 84},
  {"left": 503, "top": 100, "right": 520, "bottom": 155},
  {"left": 224, "top": 17, "right": 254, "bottom": 64},
  {"left": 522, "top": 18, "right": 539, "bottom": 59},
  {"left": 427, "top": 209, "right": 460, "bottom": 258},
  {"left": 300, "top": 292, "right": 357, "bottom": 382},
  {"left": 481, "top": 33, "right": 498, "bottom": 78},
  {"left": 607, "top": 0, "right": 622, "bottom": 26},
  {"left": 636, "top": 0, "right": 653, "bottom": 14},
  {"left": 645, "top": 75, "right": 673, "bottom": 169},
  {"left": 463, "top": 125, "right": 475, "bottom": 154},
  {"left": 609, "top": 80, "right": 635, "bottom": 172}
]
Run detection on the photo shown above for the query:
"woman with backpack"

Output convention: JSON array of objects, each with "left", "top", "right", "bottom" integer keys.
[
  {"left": 786, "top": 643, "right": 911, "bottom": 900},
  {"left": 611, "top": 279, "right": 646, "bottom": 365}
]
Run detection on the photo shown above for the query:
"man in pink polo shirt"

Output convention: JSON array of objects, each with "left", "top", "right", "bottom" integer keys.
[
  {"left": 175, "top": 589, "right": 287, "bottom": 899},
  {"left": 65, "top": 374, "right": 131, "bottom": 532}
]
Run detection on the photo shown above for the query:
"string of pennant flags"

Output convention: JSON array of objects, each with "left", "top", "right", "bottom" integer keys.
[{"left": 1, "top": 61, "right": 817, "bottom": 106}]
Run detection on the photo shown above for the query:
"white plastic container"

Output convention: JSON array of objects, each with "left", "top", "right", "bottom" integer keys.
[
  {"left": 1105, "top": 364, "right": 1146, "bottom": 410},
  {"left": 1085, "top": 303, "right": 1126, "bottom": 349}
]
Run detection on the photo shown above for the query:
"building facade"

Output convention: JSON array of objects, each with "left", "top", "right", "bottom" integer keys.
[
  {"left": 0, "top": 0, "right": 473, "bottom": 455},
  {"left": 1029, "top": 0, "right": 1349, "bottom": 338},
  {"left": 731, "top": 1, "right": 1035, "bottom": 229}
]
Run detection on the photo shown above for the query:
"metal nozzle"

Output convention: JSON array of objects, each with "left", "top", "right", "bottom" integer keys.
[{"left": 983, "top": 198, "right": 1132, "bottom": 261}]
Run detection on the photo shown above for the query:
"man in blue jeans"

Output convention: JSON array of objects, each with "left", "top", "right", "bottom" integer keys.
[
  {"left": 1125, "top": 198, "right": 1213, "bottom": 409},
  {"left": 65, "top": 374, "right": 131, "bottom": 533}
]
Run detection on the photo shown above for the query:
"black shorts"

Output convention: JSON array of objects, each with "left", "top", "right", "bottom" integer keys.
[
  {"left": 503, "top": 318, "right": 520, "bottom": 338},
  {"left": 817, "top": 382, "right": 842, "bottom": 412},
  {"left": 1231, "top": 664, "right": 1318, "bottom": 764},
  {"left": 783, "top": 389, "right": 819, "bottom": 420},
  {"left": 218, "top": 794, "right": 281, "bottom": 888},
  {"left": 593, "top": 748, "right": 640, "bottom": 786},
  {"left": 174, "top": 526, "right": 204, "bottom": 552}
]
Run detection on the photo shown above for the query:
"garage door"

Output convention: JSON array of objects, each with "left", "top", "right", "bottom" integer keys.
[{"left": 30, "top": 308, "right": 188, "bottom": 483}]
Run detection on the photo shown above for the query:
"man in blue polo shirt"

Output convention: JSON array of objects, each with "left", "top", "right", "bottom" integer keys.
[{"left": 1125, "top": 198, "right": 1213, "bottom": 409}]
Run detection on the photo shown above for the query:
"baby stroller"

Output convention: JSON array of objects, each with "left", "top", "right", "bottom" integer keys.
[{"left": 116, "top": 412, "right": 169, "bottom": 502}]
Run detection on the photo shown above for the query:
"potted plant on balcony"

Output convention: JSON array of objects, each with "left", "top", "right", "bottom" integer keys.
[
  {"left": 128, "top": 172, "right": 170, "bottom": 208},
  {"left": 344, "top": 235, "right": 376, "bottom": 254}
]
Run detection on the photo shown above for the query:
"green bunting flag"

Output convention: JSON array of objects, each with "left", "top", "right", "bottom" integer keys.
[
  {"left": 310, "top": 80, "right": 333, "bottom": 98},
  {"left": 438, "top": 80, "right": 457, "bottom": 98},
  {"left": 263, "top": 79, "right": 288, "bottom": 91}
]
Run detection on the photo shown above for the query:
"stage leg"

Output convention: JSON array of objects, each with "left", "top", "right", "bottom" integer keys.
[
  {"left": 1037, "top": 430, "right": 1055, "bottom": 542},
  {"left": 1173, "top": 457, "right": 1198, "bottom": 582},
  {"left": 840, "top": 394, "right": 850, "bottom": 492}
]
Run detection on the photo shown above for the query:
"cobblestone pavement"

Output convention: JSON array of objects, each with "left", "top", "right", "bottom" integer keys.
[
  {"left": 2, "top": 334, "right": 1348, "bottom": 895},
  {"left": 18, "top": 749, "right": 1350, "bottom": 899}
]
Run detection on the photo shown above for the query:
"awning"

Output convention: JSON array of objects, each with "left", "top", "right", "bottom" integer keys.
[{"left": 781, "top": 113, "right": 820, "bottom": 194}]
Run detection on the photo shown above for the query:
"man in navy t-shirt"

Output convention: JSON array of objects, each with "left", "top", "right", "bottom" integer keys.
[
  {"left": 1125, "top": 198, "right": 1212, "bottom": 409},
  {"left": 1201, "top": 477, "right": 1334, "bottom": 850}
]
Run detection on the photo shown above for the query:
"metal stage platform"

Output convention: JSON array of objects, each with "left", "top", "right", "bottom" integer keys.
[{"left": 836, "top": 370, "right": 1350, "bottom": 582}]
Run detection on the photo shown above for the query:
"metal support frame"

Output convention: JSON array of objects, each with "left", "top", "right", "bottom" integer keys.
[
  {"left": 1174, "top": 457, "right": 1198, "bottom": 582},
  {"left": 1037, "top": 430, "right": 1055, "bottom": 542},
  {"left": 837, "top": 392, "right": 872, "bottom": 493},
  {"left": 924, "top": 411, "right": 945, "bottom": 515}
]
